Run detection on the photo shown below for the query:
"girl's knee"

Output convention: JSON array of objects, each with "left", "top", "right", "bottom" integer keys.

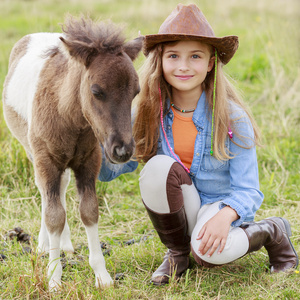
[
  {"left": 139, "top": 156, "right": 176, "bottom": 212},
  {"left": 139, "top": 155, "right": 193, "bottom": 213},
  {"left": 140, "top": 155, "right": 176, "bottom": 186},
  {"left": 190, "top": 226, "right": 249, "bottom": 266},
  {"left": 140, "top": 155, "right": 191, "bottom": 192}
]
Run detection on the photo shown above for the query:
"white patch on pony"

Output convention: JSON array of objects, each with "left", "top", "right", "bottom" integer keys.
[
  {"left": 38, "top": 205, "right": 50, "bottom": 253},
  {"left": 59, "top": 169, "right": 74, "bottom": 253},
  {"left": 85, "top": 223, "right": 113, "bottom": 287},
  {"left": 47, "top": 232, "right": 62, "bottom": 291},
  {"left": 5, "top": 33, "right": 63, "bottom": 127},
  {"left": 36, "top": 175, "right": 50, "bottom": 254}
]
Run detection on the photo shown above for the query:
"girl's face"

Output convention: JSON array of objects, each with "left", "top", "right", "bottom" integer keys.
[{"left": 162, "top": 40, "right": 215, "bottom": 98}]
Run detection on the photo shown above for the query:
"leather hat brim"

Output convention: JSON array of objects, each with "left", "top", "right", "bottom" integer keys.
[{"left": 143, "top": 34, "right": 239, "bottom": 65}]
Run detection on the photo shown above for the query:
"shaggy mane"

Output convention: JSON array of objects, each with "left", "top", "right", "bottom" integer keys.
[{"left": 61, "top": 15, "right": 126, "bottom": 53}]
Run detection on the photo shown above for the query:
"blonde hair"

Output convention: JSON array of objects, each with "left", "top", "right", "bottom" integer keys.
[{"left": 133, "top": 43, "right": 261, "bottom": 163}]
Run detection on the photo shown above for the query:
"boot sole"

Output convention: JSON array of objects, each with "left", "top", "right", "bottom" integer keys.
[
  {"left": 150, "top": 261, "right": 190, "bottom": 286},
  {"left": 150, "top": 273, "right": 181, "bottom": 286},
  {"left": 278, "top": 217, "right": 299, "bottom": 269}
]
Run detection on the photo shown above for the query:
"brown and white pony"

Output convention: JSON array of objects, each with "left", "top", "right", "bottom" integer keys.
[{"left": 2, "top": 16, "right": 143, "bottom": 290}]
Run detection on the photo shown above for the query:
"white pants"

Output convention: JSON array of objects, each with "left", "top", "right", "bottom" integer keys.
[{"left": 139, "top": 155, "right": 249, "bottom": 265}]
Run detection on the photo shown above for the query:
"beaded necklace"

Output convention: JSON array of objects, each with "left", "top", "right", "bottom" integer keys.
[{"left": 170, "top": 103, "right": 195, "bottom": 113}]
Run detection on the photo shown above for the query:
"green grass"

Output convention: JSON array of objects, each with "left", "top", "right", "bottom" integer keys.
[{"left": 0, "top": 0, "right": 299, "bottom": 299}]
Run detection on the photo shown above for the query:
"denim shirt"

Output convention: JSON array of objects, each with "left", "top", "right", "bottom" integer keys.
[{"left": 99, "top": 92, "right": 264, "bottom": 227}]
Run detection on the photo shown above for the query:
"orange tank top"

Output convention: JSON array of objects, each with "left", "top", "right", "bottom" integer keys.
[{"left": 172, "top": 108, "right": 198, "bottom": 169}]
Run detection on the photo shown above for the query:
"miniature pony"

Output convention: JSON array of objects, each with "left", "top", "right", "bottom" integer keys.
[{"left": 2, "top": 15, "right": 143, "bottom": 289}]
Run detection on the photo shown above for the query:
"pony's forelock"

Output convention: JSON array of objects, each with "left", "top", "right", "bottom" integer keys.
[{"left": 61, "top": 15, "right": 126, "bottom": 54}]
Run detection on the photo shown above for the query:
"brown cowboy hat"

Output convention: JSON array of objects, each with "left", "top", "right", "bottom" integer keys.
[{"left": 143, "top": 4, "right": 239, "bottom": 65}]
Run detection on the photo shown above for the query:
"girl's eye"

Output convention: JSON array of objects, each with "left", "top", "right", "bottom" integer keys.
[
  {"left": 169, "top": 54, "right": 177, "bottom": 58},
  {"left": 192, "top": 54, "right": 200, "bottom": 59}
]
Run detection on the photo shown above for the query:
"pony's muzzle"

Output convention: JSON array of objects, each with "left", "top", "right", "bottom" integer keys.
[
  {"left": 113, "top": 143, "right": 134, "bottom": 163},
  {"left": 108, "top": 138, "right": 135, "bottom": 163}
]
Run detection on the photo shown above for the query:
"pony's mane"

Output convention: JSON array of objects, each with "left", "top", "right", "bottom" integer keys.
[{"left": 61, "top": 15, "right": 126, "bottom": 53}]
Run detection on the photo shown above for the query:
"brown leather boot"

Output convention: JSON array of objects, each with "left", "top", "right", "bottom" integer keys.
[
  {"left": 145, "top": 204, "right": 190, "bottom": 285},
  {"left": 240, "top": 217, "right": 299, "bottom": 272}
]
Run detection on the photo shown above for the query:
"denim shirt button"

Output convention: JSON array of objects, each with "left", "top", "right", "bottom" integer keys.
[
  {"left": 196, "top": 152, "right": 200, "bottom": 156},
  {"left": 167, "top": 125, "right": 171, "bottom": 130}
]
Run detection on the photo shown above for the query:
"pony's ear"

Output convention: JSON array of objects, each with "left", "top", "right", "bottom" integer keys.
[
  {"left": 123, "top": 36, "right": 144, "bottom": 61},
  {"left": 60, "top": 37, "right": 96, "bottom": 68}
]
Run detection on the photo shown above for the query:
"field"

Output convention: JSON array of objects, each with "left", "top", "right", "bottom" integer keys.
[{"left": 0, "top": 0, "right": 299, "bottom": 299}]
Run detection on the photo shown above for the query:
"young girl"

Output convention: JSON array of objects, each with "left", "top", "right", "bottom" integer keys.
[{"left": 99, "top": 4, "right": 298, "bottom": 285}]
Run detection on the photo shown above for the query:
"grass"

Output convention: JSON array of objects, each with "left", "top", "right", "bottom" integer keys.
[{"left": 0, "top": 0, "right": 299, "bottom": 299}]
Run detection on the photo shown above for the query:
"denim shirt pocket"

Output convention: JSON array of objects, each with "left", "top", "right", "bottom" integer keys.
[{"left": 200, "top": 134, "right": 229, "bottom": 172}]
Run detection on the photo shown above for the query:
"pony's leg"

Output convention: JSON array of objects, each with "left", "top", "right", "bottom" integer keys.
[
  {"left": 74, "top": 150, "right": 113, "bottom": 288},
  {"left": 35, "top": 161, "right": 65, "bottom": 290},
  {"left": 85, "top": 223, "right": 113, "bottom": 288},
  {"left": 59, "top": 169, "right": 74, "bottom": 253},
  {"left": 37, "top": 169, "right": 73, "bottom": 254},
  {"left": 37, "top": 180, "right": 49, "bottom": 253}
]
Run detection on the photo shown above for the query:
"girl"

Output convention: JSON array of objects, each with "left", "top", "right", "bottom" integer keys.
[{"left": 99, "top": 4, "right": 298, "bottom": 285}]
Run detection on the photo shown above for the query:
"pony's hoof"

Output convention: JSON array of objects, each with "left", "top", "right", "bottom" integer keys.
[
  {"left": 49, "top": 279, "right": 61, "bottom": 292},
  {"left": 95, "top": 272, "right": 114, "bottom": 288}
]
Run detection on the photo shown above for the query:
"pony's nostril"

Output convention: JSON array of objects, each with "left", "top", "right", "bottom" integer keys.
[
  {"left": 113, "top": 145, "right": 133, "bottom": 161},
  {"left": 114, "top": 145, "right": 127, "bottom": 157}
]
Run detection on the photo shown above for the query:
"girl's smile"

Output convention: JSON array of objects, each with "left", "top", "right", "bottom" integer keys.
[{"left": 175, "top": 75, "right": 194, "bottom": 80}]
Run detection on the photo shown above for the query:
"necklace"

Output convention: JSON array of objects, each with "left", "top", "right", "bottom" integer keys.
[{"left": 171, "top": 102, "right": 195, "bottom": 113}]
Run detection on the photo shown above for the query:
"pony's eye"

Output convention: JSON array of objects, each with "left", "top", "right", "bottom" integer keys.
[{"left": 91, "top": 84, "right": 106, "bottom": 100}]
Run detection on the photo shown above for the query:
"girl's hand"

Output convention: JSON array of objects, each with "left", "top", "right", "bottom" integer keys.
[{"left": 197, "top": 206, "right": 239, "bottom": 257}]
